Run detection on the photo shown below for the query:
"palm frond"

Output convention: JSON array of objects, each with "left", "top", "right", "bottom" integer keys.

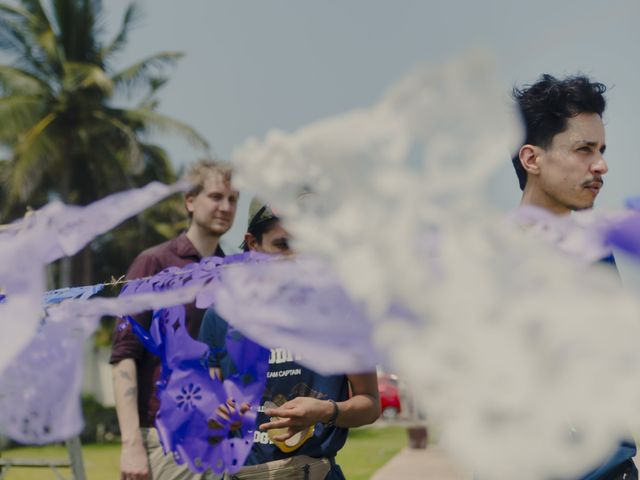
[
  {"left": 0, "top": 13, "right": 38, "bottom": 61},
  {"left": 120, "top": 107, "right": 209, "bottom": 150},
  {"left": 101, "top": 1, "right": 141, "bottom": 62},
  {"left": 0, "top": 95, "right": 45, "bottom": 139},
  {"left": 111, "top": 51, "right": 182, "bottom": 96},
  {"left": 20, "top": 0, "right": 50, "bottom": 21},
  {"left": 37, "top": 27, "right": 60, "bottom": 63},
  {"left": 63, "top": 61, "right": 112, "bottom": 93},
  {"left": 13, "top": 111, "right": 55, "bottom": 155},
  {"left": 5, "top": 115, "right": 60, "bottom": 204},
  {"left": 137, "top": 141, "right": 176, "bottom": 182},
  {"left": 0, "top": 13, "right": 56, "bottom": 81},
  {"left": 0, "top": 65, "right": 49, "bottom": 94},
  {"left": 136, "top": 75, "right": 167, "bottom": 108},
  {"left": 86, "top": 140, "right": 136, "bottom": 198},
  {"left": 0, "top": 4, "right": 38, "bottom": 24},
  {"left": 14, "top": 0, "right": 65, "bottom": 68},
  {"left": 92, "top": 109, "right": 142, "bottom": 171}
]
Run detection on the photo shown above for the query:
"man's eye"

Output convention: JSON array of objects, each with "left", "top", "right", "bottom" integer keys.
[
  {"left": 578, "top": 146, "right": 592, "bottom": 153},
  {"left": 273, "top": 240, "right": 289, "bottom": 250}
]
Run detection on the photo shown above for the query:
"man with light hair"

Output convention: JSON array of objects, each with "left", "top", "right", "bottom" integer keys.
[
  {"left": 513, "top": 74, "right": 637, "bottom": 480},
  {"left": 111, "top": 160, "right": 239, "bottom": 480}
]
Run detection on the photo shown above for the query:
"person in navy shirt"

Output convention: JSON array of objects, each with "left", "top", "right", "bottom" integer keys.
[
  {"left": 512, "top": 74, "right": 637, "bottom": 480},
  {"left": 199, "top": 198, "right": 380, "bottom": 479}
]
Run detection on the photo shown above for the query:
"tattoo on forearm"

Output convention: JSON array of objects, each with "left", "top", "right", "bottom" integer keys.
[{"left": 124, "top": 387, "right": 137, "bottom": 398}]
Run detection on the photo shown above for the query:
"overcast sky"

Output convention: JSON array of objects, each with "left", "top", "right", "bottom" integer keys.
[{"left": 104, "top": 0, "right": 640, "bottom": 249}]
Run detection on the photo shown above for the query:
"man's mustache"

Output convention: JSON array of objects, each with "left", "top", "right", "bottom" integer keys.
[{"left": 581, "top": 177, "right": 604, "bottom": 188}]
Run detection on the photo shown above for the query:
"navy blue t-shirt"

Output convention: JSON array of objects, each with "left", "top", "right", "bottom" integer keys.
[
  {"left": 578, "top": 254, "right": 636, "bottom": 479},
  {"left": 198, "top": 309, "right": 349, "bottom": 479}
]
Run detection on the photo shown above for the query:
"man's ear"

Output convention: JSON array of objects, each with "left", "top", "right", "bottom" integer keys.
[
  {"left": 519, "top": 144, "right": 541, "bottom": 176},
  {"left": 244, "top": 233, "right": 260, "bottom": 252},
  {"left": 185, "top": 194, "right": 195, "bottom": 215}
]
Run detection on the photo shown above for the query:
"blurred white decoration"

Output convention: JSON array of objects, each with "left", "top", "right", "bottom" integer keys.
[{"left": 232, "top": 50, "right": 640, "bottom": 479}]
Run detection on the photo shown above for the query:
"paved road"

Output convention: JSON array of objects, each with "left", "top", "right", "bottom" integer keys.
[
  {"left": 372, "top": 447, "right": 640, "bottom": 480},
  {"left": 371, "top": 446, "right": 472, "bottom": 480}
]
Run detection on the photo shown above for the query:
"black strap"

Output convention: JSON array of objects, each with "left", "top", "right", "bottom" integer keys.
[{"left": 247, "top": 206, "right": 268, "bottom": 231}]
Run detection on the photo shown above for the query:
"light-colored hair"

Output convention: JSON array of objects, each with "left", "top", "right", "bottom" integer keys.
[
  {"left": 184, "top": 160, "right": 234, "bottom": 219},
  {"left": 184, "top": 159, "right": 233, "bottom": 197}
]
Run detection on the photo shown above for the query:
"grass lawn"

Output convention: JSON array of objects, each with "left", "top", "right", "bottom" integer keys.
[
  {"left": 338, "top": 425, "right": 407, "bottom": 479},
  {"left": 0, "top": 426, "right": 406, "bottom": 479},
  {"left": 0, "top": 443, "right": 120, "bottom": 480}
]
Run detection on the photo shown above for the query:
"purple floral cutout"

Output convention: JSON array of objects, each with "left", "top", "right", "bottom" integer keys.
[{"left": 119, "top": 255, "right": 269, "bottom": 475}]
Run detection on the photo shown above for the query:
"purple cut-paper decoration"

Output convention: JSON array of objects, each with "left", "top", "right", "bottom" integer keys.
[
  {"left": 625, "top": 196, "right": 640, "bottom": 211},
  {"left": 0, "top": 258, "right": 46, "bottom": 378},
  {"left": 137, "top": 304, "right": 268, "bottom": 474},
  {"left": 47, "top": 285, "right": 202, "bottom": 321},
  {"left": 0, "top": 283, "right": 104, "bottom": 314},
  {"left": 226, "top": 324, "right": 270, "bottom": 383},
  {"left": 118, "top": 256, "right": 272, "bottom": 474},
  {"left": 122, "top": 251, "right": 378, "bottom": 375},
  {"left": 121, "top": 251, "right": 267, "bottom": 304},
  {"left": 0, "top": 181, "right": 189, "bottom": 263},
  {"left": 43, "top": 284, "right": 105, "bottom": 305},
  {"left": 0, "top": 285, "right": 202, "bottom": 444},
  {"left": 124, "top": 315, "right": 161, "bottom": 357},
  {"left": 605, "top": 212, "right": 640, "bottom": 258},
  {"left": 0, "top": 180, "right": 189, "bottom": 376},
  {"left": 0, "top": 285, "right": 202, "bottom": 445},
  {"left": 508, "top": 205, "right": 621, "bottom": 263},
  {"left": 1, "top": 241, "right": 375, "bottom": 456},
  {"left": 0, "top": 296, "right": 102, "bottom": 444},
  {"left": 212, "top": 256, "right": 379, "bottom": 375},
  {"left": 53, "top": 181, "right": 188, "bottom": 259}
]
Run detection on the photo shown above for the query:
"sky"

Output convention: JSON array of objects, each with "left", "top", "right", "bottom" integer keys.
[{"left": 104, "top": 0, "right": 640, "bottom": 249}]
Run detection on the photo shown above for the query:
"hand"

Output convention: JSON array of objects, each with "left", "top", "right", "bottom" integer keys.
[
  {"left": 260, "top": 397, "right": 334, "bottom": 441},
  {"left": 120, "top": 433, "right": 149, "bottom": 480},
  {"left": 211, "top": 399, "right": 251, "bottom": 431}
]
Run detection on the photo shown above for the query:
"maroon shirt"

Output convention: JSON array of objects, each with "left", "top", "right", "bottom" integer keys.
[{"left": 110, "top": 233, "right": 224, "bottom": 427}]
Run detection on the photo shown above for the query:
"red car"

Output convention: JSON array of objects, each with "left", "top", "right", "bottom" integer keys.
[{"left": 378, "top": 373, "right": 402, "bottom": 420}]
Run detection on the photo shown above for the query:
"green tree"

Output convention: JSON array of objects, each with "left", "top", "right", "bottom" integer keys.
[{"left": 0, "top": 0, "right": 207, "bottom": 286}]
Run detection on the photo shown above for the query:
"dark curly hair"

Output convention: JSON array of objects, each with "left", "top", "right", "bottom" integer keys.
[
  {"left": 512, "top": 74, "right": 607, "bottom": 190},
  {"left": 240, "top": 217, "right": 279, "bottom": 252}
]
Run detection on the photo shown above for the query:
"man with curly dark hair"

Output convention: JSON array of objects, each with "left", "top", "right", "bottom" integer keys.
[
  {"left": 512, "top": 74, "right": 608, "bottom": 213},
  {"left": 512, "top": 75, "right": 637, "bottom": 480}
]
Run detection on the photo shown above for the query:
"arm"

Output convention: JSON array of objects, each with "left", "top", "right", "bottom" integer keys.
[
  {"left": 199, "top": 309, "right": 225, "bottom": 382},
  {"left": 260, "top": 372, "right": 380, "bottom": 441},
  {"left": 335, "top": 372, "right": 381, "bottom": 427},
  {"left": 110, "top": 254, "right": 161, "bottom": 479},
  {"left": 112, "top": 359, "right": 149, "bottom": 479}
]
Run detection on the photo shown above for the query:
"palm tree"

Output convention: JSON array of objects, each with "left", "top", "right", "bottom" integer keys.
[{"left": 0, "top": 0, "right": 208, "bottom": 285}]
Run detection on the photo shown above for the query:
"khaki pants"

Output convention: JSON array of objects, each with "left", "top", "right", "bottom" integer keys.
[
  {"left": 141, "top": 428, "right": 221, "bottom": 480},
  {"left": 223, "top": 455, "right": 331, "bottom": 480}
]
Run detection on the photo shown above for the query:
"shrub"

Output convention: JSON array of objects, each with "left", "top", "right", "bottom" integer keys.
[{"left": 81, "top": 395, "right": 119, "bottom": 443}]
